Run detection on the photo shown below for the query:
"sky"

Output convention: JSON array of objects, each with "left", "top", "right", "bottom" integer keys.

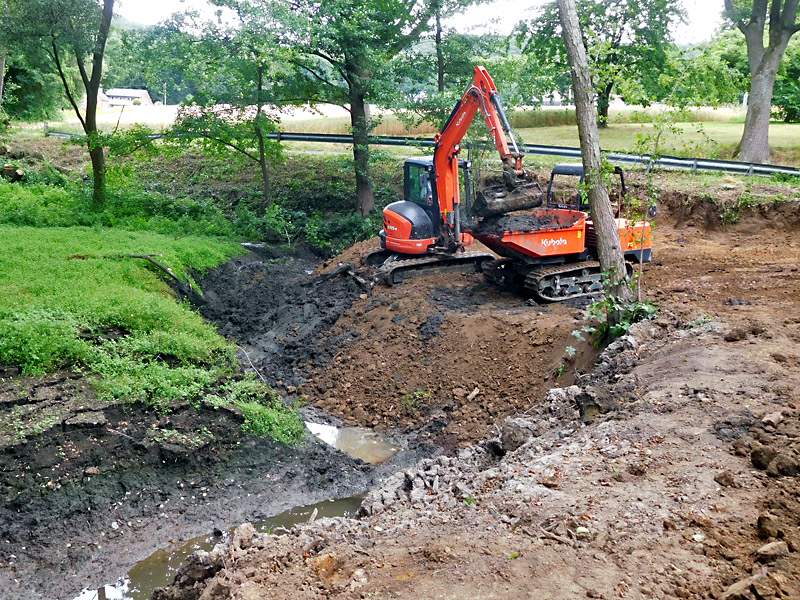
[{"left": 117, "top": 0, "right": 725, "bottom": 45}]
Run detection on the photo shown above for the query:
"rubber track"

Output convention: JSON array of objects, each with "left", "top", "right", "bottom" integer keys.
[
  {"left": 524, "top": 261, "right": 635, "bottom": 302},
  {"left": 524, "top": 261, "right": 603, "bottom": 302},
  {"left": 380, "top": 252, "right": 495, "bottom": 285}
]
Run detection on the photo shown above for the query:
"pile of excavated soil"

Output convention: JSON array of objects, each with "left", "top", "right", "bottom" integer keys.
[
  {"left": 306, "top": 274, "right": 597, "bottom": 449},
  {"left": 153, "top": 315, "right": 800, "bottom": 600},
  {"left": 196, "top": 245, "right": 367, "bottom": 388}
]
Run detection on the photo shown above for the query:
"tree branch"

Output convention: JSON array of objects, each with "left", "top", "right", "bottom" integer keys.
[
  {"left": 193, "top": 132, "right": 258, "bottom": 161},
  {"left": 290, "top": 59, "right": 341, "bottom": 93},
  {"left": 50, "top": 38, "right": 87, "bottom": 132}
]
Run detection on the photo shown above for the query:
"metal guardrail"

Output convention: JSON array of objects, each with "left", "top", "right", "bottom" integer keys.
[{"left": 45, "top": 128, "right": 800, "bottom": 178}]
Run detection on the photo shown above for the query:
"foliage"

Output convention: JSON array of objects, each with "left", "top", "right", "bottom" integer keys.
[
  {"left": 582, "top": 297, "right": 658, "bottom": 343},
  {"left": 0, "top": 224, "right": 240, "bottom": 409},
  {"left": 169, "top": 105, "right": 283, "bottom": 194},
  {"left": 230, "top": 377, "right": 305, "bottom": 444},
  {"left": 773, "top": 40, "right": 800, "bottom": 123},
  {"left": 0, "top": 175, "right": 240, "bottom": 237},
  {"left": 1, "top": 48, "right": 69, "bottom": 121},
  {"left": 5, "top": 0, "right": 116, "bottom": 205},
  {"left": 515, "top": 0, "right": 684, "bottom": 124}
]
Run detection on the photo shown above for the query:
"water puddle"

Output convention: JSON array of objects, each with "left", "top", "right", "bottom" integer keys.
[
  {"left": 73, "top": 495, "right": 364, "bottom": 600},
  {"left": 305, "top": 421, "right": 402, "bottom": 464}
]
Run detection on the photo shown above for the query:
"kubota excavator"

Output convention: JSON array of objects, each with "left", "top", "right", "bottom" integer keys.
[{"left": 370, "top": 66, "right": 652, "bottom": 301}]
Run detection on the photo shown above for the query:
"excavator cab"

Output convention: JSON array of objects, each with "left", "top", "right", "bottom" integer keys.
[{"left": 379, "top": 157, "right": 474, "bottom": 256}]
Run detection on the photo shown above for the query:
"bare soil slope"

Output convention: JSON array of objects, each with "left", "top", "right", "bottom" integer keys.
[{"left": 155, "top": 196, "right": 800, "bottom": 600}]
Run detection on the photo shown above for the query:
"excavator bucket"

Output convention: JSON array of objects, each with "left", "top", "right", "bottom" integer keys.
[{"left": 472, "top": 181, "right": 544, "bottom": 217}]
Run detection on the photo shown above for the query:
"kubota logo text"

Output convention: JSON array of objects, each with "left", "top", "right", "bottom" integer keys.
[
  {"left": 541, "top": 237, "right": 568, "bottom": 247},
  {"left": 455, "top": 111, "right": 468, "bottom": 127}
]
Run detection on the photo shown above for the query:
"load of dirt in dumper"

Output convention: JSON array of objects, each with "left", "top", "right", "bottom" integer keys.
[{"left": 468, "top": 208, "right": 586, "bottom": 237}]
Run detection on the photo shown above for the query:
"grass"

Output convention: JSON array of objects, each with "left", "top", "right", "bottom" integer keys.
[
  {"left": 0, "top": 152, "right": 309, "bottom": 442},
  {"left": 0, "top": 225, "right": 242, "bottom": 409},
  {"left": 205, "top": 378, "right": 306, "bottom": 445}
]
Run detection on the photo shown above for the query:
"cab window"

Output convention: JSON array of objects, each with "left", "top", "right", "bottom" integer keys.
[{"left": 407, "top": 164, "right": 432, "bottom": 206}]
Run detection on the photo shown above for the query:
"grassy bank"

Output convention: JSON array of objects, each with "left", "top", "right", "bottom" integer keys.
[{"left": 0, "top": 164, "right": 306, "bottom": 442}]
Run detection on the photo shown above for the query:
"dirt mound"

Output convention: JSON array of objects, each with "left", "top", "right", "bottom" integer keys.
[
  {"left": 153, "top": 317, "right": 800, "bottom": 600},
  {"left": 197, "top": 246, "right": 367, "bottom": 388},
  {"left": 306, "top": 271, "right": 597, "bottom": 448}
]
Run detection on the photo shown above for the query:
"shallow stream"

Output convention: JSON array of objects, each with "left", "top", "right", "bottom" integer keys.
[{"left": 71, "top": 423, "right": 399, "bottom": 600}]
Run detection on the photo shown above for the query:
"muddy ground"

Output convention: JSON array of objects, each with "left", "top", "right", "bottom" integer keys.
[
  {"left": 1, "top": 173, "right": 799, "bottom": 600},
  {"left": 0, "top": 245, "right": 434, "bottom": 600},
  {"left": 155, "top": 192, "right": 800, "bottom": 600}
]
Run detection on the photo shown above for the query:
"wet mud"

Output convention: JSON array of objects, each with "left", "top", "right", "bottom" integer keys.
[
  {"left": 196, "top": 246, "right": 364, "bottom": 388},
  {"left": 0, "top": 245, "right": 431, "bottom": 600},
  {"left": 468, "top": 208, "right": 585, "bottom": 237}
]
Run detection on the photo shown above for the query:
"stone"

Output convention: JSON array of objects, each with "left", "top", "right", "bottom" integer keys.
[
  {"left": 761, "top": 411, "right": 784, "bottom": 427},
  {"left": 765, "top": 454, "right": 800, "bottom": 478},
  {"left": 751, "top": 445, "right": 777, "bottom": 470},
  {"left": 500, "top": 418, "right": 531, "bottom": 453},
  {"left": 714, "top": 471, "right": 737, "bottom": 487},
  {"left": 313, "top": 552, "right": 339, "bottom": 586},
  {"left": 757, "top": 514, "right": 780, "bottom": 540},
  {"left": 231, "top": 522, "right": 256, "bottom": 551},
  {"left": 574, "top": 386, "right": 617, "bottom": 424},
  {"left": 720, "top": 575, "right": 763, "bottom": 600},
  {"left": 756, "top": 541, "right": 789, "bottom": 563}
]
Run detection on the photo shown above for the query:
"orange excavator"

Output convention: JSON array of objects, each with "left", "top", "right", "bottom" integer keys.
[{"left": 370, "top": 66, "right": 652, "bottom": 301}]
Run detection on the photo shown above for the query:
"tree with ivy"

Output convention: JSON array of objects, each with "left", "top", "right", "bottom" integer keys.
[
  {"left": 724, "top": 0, "right": 800, "bottom": 162},
  {"left": 515, "top": 0, "right": 684, "bottom": 127},
  {"left": 5, "top": 0, "right": 115, "bottom": 205}
]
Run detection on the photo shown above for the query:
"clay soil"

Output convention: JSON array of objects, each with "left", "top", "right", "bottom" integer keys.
[{"left": 156, "top": 192, "right": 800, "bottom": 600}]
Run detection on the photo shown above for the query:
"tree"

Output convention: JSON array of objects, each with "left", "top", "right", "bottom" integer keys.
[
  {"left": 517, "top": 0, "right": 683, "bottom": 127},
  {"left": 724, "top": 0, "right": 800, "bottom": 162},
  {"left": 167, "top": 1, "right": 289, "bottom": 206},
  {"left": 282, "top": 0, "right": 436, "bottom": 216},
  {"left": 6, "top": 0, "right": 115, "bottom": 205},
  {"left": 556, "top": 0, "right": 632, "bottom": 303}
]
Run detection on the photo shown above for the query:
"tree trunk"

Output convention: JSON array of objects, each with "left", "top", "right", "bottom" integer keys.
[
  {"left": 597, "top": 81, "right": 613, "bottom": 128},
  {"left": 724, "top": 0, "right": 799, "bottom": 164},
  {"left": 254, "top": 63, "right": 271, "bottom": 206},
  {"left": 349, "top": 88, "right": 374, "bottom": 217},
  {"left": 737, "top": 66, "right": 778, "bottom": 163},
  {"left": 435, "top": 13, "right": 445, "bottom": 93},
  {"left": 80, "top": 0, "right": 114, "bottom": 206},
  {"left": 557, "top": 0, "right": 632, "bottom": 302},
  {"left": 736, "top": 43, "right": 787, "bottom": 163},
  {"left": 89, "top": 145, "right": 106, "bottom": 205},
  {"left": 0, "top": 50, "right": 6, "bottom": 110}
]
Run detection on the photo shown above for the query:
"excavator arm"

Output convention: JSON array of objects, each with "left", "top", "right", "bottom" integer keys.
[{"left": 433, "top": 66, "right": 526, "bottom": 222}]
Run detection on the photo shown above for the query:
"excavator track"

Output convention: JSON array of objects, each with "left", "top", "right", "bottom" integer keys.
[
  {"left": 378, "top": 252, "right": 495, "bottom": 286},
  {"left": 523, "top": 261, "right": 635, "bottom": 302},
  {"left": 481, "top": 258, "right": 520, "bottom": 291}
]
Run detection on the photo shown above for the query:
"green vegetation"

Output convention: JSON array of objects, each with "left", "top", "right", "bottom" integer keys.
[
  {"left": 0, "top": 224, "right": 239, "bottom": 408},
  {"left": 207, "top": 377, "right": 306, "bottom": 445},
  {"left": 582, "top": 298, "right": 659, "bottom": 344},
  {"left": 0, "top": 161, "right": 309, "bottom": 443}
]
